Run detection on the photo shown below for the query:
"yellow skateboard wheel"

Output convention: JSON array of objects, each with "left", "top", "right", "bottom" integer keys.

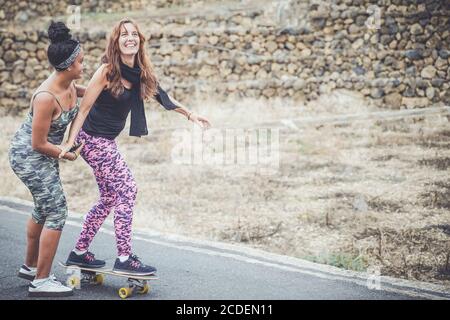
[
  {"left": 67, "top": 275, "right": 80, "bottom": 288},
  {"left": 118, "top": 287, "right": 132, "bottom": 299},
  {"left": 137, "top": 284, "right": 150, "bottom": 294},
  {"left": 94, "top": 274, "right": 104, "bottom": 285}
]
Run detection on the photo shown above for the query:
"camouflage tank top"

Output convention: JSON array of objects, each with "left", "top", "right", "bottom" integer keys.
[{"left": 10, "top": 89, "right": 79, "bottom": 160}]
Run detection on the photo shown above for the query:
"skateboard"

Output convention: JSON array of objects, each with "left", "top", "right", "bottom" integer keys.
[{"left": 58, "top": 261, "right": 158, "bottom": 299}]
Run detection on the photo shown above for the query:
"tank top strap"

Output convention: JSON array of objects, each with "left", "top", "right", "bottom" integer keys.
[{"left": 29, "top": 91, "right": 64, "bottom": 116}]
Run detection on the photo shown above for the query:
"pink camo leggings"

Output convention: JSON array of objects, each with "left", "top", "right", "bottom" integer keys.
[{"left": 74, "top": 129, "right": 137, "bottom": 256}]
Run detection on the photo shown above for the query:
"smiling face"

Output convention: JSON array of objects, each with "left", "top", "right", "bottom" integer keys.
[
  {"left": 118, "top": 22, "right": 140, "bottom": 56},
  {"left": 102, "top": 18, "right": 158, "bottom": 100}
]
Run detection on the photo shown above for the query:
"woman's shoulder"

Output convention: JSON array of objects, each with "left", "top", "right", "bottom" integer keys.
[
  {"left": 97, "top": 63, "right": 109, "bottom": 78},
  {"left": 32, "top": 91, "right": 56, "bottom": 104},
  {"left": 30, "top": 91, "right": 58, "bottom": 115},
  {"left": 98, "top": 63, "right": 108, "bottom": 71},
  {"left": 89, "top": 63, "right": 109, "bottom": 88},
  {"left": 32, "top": 82, "right": 56, "bottom": 103}
]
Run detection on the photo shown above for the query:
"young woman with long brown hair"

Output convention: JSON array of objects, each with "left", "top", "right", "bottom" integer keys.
[{"left": 59, "top": 18, "right": 211, "bottom": 275}]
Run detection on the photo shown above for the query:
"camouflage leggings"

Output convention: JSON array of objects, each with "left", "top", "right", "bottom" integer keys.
[
  {"left": 74, "top": 129, "right": 137, "bottom": 256},
  {"left": 9, "top": 149, "right": 68, "bottom": 231}
]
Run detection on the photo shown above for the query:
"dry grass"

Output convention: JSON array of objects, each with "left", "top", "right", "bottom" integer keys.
[{"left": 2, "top": 89, "right": 450, "bottom": 285}]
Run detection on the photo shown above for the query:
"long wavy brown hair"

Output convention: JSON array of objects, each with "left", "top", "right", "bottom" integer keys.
[{"left": 101, "top": 18, "right": 158, "bottom": 100}]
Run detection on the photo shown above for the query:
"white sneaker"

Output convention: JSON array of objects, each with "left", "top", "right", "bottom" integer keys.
[
  {"left": 18, "top": 264, "right": 36, "bottom": 281},
  {"left": 28, "top": 275, "right": 74, "bottom": 297}
]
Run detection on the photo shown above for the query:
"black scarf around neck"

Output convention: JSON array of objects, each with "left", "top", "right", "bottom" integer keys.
[{"left": 120, "top": 60, "right": 148, "bottom": 137}]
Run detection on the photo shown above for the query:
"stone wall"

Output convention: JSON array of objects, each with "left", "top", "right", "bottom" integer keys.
[
  {"left": 0, "top": 0, "right": 199, "bottom": 24},
  {"left": 0, "top": 0, "right": 449, "bottom": 114}
]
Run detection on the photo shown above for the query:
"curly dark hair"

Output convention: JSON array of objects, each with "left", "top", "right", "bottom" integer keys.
[{"left": 47, "top": 21, "right": 79, "bottom": 70}]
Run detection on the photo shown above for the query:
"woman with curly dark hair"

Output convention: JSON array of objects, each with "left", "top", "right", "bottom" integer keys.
[{"left": 9, "top": 21, "right": 85, "bottom": 297}]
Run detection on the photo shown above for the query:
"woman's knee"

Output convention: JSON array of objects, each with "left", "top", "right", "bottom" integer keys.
[
  {"left": 117, "top": 174, "right": 137, "bottom": 198},
  {"left": 44, "top": 206, "right": 68, "bottom": 231},
  {"left": 99, "top": 192, "right": 117, "bottom": 209},
  {"left": 42, "top": 192, "right": 68, "bottom": 231},
  {"left": 27, "top": 217, "right": 44, "bottom": 240},
  {"left": 114, "top": 179, "right": 137, "bottom": 209},
  {"left": 127, "top": 177, "right": 138, "bottom": 202},
  {"left": 130, "top": 178, "right": 137, "bottom": 197},
  {"left": 31, "top": 210, "right": 46, "bottom": 228}
]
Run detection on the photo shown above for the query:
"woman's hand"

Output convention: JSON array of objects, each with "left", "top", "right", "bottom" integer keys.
[
  {"left": 58, "top": 141, "right": 73, "bottom": 159},
  {"left": 58, "top": 141, "right": 84, "bottom": 159},
  {"left": 65, "top": 152, "right": 78, "bottom": 161},
  {"left": 189, "top": 113, "right": 211, "bottom": 130},
  {"left": 65, "top": 141, "right": 84, "bottom": 161},
  {"left": 72, "top": 141, "right": 84, "bottom": 158}
]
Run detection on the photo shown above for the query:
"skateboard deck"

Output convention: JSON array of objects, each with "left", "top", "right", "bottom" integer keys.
[{"left": 58, "top": 261, "right": 158, "bottom": 299}]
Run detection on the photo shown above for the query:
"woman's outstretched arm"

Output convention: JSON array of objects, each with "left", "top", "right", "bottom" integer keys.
[{"left": 155, "top": 85, "right": 211, "bottom": 129}]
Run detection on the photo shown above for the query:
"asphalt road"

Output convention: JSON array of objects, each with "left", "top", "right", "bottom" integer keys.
[{"left": 0, "top": 197, "right": 448, "bottom": 300}]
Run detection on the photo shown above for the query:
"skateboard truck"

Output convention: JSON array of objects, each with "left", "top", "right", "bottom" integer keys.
[{"left": 118, "top": 278, "right": 150, "bottom": 299}]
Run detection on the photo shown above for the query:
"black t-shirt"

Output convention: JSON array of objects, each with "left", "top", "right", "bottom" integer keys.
[{"left": 82, "top": 84, "right": 177, "bottom": 140}]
